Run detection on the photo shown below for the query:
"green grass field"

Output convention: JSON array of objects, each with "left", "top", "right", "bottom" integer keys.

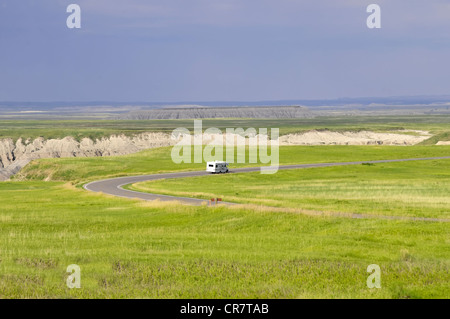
[
  {"left": 128, "top": 158, "right": 450, "bottom": 219},
  {"left": 1, "top": 144, "right": 449, "bottom": 298},
  {"left": 16, "top": 145, "right": 450, "bottom": 184},
  {"left": 0, "top": 181, "right": 449, "bottom": 298}
]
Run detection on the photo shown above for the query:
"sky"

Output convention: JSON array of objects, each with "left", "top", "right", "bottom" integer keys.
[{"left": 1, "top": 0, "right": 450, "bottom": 102}]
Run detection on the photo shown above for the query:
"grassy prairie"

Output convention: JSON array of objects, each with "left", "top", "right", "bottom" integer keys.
[
  {"left": 0, "top": 181, "right": 448, "bottom": 298},
  {"left": 129, "top": 158, "right": 450, "bottom": 219},
  {"left": 16, "top": 145, "right": 450, "bottom": 184},
  {"left": 1, "top": 115, "right": 449, "bottom": 141},
  {"left": 2, "top": 141, "right": 449, "bottom": 298}
]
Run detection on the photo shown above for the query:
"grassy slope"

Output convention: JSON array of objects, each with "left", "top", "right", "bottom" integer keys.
[
  {"left": 0, "top": 181, "right": 448, "bottom": 298},
  {"left": 16, "top": 145, "right": 450, "bottom": 184},
  {"left": 129, "top": 159, "right": 450, "bottom": 219},
  {"left": 419, "top": 131, "right": 450, "bottom": 145}
]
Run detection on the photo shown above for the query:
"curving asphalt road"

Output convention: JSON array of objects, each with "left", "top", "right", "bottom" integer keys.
[{"left": 84, "top": 156, "right": 450, "bottom": 207}]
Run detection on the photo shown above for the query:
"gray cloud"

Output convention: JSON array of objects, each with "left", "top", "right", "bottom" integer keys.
[{"left": 0, "top": 0, "right": 449, "bottom": 101}]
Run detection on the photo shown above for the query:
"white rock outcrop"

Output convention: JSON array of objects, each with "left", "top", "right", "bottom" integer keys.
[
  {"left": 0, "top": 130, "right": 437, "bottom": 181},
  {"left": 279, "top": 130, "right": 431, "bottom": 146},
  {"left": 0, "top": 133, "right": 176, "bottom": 180}
]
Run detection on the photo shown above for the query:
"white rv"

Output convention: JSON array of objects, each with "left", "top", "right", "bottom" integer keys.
[{"left": 206, "top": 161, "right": 229, "bottom": 174}]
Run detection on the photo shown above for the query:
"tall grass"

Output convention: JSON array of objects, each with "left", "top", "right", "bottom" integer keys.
[
  {"left": 0, "top": 181, "right": 448, "bottom": 298},
  {"left": 130, "top": 158, "right": 450, "bottom": 219}
]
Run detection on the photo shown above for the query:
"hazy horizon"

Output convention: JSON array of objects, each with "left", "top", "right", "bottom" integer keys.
[{"left": 2, "top": 94, "right": 450, "bottom": 107}]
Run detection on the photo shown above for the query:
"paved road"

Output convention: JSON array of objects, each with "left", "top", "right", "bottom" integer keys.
[{"left": 84, "top": 156, "right": 450, "bottom": 207}]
